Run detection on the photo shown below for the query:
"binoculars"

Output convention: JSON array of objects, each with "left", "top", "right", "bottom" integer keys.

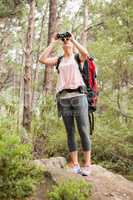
[{"left": 56, "top": 32, "right": 71, "bottom": 41}]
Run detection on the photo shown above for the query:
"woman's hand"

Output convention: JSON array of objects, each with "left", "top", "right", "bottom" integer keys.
[
  {"left": 69, "top": 32, "right": 75, "bottom": 42},
  {"left": 69, "top": 33, "right": 89, "bottom": 61}
]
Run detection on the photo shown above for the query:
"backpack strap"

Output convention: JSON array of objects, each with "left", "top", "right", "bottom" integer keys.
[
  {"left": 56, "top": 55, "right": 63, "bottom": 73},
  {"left": 88, "top": 112, "right": 94, "bottom": 135},
  {"left": 56, "top": 54, "right": 81, "bottom": 73},
  {"left": 85, "top": 57, "right": 96, "bottom": 90},
  {"left": 89, "top": 58, "right": 94, "bottom": 86},
  {"left": 83, "top": 58, "right": 90, "bottom": 91},
  {"left": 74, "top": 53, "right": 82, "bottom": 72}
]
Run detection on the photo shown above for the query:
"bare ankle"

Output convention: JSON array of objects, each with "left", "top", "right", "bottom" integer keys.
[
  {"left": 73, "top": 162, "right": 79, "bottom": 166},
  {"left": 68, "top": 162, "right": 79, "bottom": 167},
  {"left": 84, "top": 162, "right": 91, "bottom": 167}
]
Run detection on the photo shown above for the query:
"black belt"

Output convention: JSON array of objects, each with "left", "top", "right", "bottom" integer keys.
[
  {"left": 59, "top": 86, "right": 87, "bottom": 94},
  {"left": 59, "top": 88, "right": 80, "bottom": 94}
]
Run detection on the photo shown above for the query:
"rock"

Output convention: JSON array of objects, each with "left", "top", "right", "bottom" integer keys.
[
  {"left": 86, "top": 165, "right": 133, "bottom": 200},
  {"left": 30, "top": 157, "right": 133, "bottom": 200},
  {"left": 32, "top": 157, "right": 87, "bottom": 200},
  {"left": 34, "top": 156, "right": 67, "bottom": 169}
]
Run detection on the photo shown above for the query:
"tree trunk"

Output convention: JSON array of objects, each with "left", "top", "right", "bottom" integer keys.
[
  {"left": 81, "top": 0, "right": 88, "bottom": 47},
  {"left": 32, "top": 2, "right": 49, "bottom": 107},
  {"left": 43, "top": 0, "right": 57, "bottom": 95},
  {"left": 22, "top": 0, "right": 35, "bottom": 132}
]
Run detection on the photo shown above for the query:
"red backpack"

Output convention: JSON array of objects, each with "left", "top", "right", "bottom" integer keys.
[
  {"left": 75, "top": 54, "right": 98, "bottom": 112},
  {"left": 56, "top": 54, "right": 98, "bottom": 135}
]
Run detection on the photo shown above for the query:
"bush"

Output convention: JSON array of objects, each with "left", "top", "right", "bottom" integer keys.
[
  {"left": 92, "top": 106, "right": 133, "bottom": 180},
  {"left": 32, "top": 94, "right": 60, "bottom": 137},
  {"left": 32, "top": 95, "right": 68, "bottom": 158},
  {"left": 0, "top": 122, "right": 43, "bottom": 200},
  {"left": 48, "top": 179, "right": 91, "bottom": 200}
]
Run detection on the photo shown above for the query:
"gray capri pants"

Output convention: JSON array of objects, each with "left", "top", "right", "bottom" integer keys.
[{"left": 58, "top": 94, "right": 91, "bottom": 152}]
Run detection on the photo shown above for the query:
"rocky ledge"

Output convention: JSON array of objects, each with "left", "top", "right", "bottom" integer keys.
[{"left": 28, "top": 157, "right": 133, "bottom": 200}]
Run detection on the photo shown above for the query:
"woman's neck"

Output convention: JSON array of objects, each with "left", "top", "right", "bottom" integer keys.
[{"left": 64, "top": 50, "right": 74, "bottom": 58}]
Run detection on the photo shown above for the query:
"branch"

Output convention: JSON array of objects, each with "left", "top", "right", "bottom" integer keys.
[{"left": 85, "top": 22, "right": 104, "bottom": 32}]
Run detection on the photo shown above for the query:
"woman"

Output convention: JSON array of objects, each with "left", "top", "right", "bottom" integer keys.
[{"left": 39, "top": 32, "right": 92, "bottom": 176}]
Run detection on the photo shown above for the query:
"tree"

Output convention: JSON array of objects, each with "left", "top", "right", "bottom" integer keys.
[
  {"left": 22, "top": 0, "right": 36, "bottom": 132},
  {"left": 43, "top": 0, "right": 57, "bottom": 95},
  {"left": 80, "top": 0, "right": 89, "bottom": 47},
  {"left": 32, "top": 1, "right": 49, "bottom": 107}
]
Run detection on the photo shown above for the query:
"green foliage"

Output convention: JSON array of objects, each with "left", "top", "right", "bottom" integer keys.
[
  {"left": 0, "top": 0, "right": 26, "bottom": 18},
  {"left": 32, "top": 94, "right": 62, "bottom": 136},
  {"left": 90, "top": 0, "right": 133, "bottom": 83},
  {"left": 92, "top": 95, "right": 133, "bottom": 179},
  {"left": 0, "top": 121, "right": 43, "bottom": 200},
  {"left": 45, "top": 128, "right": 68, "bottom": 157},
  {"left": 32, "top": 94, "right": 68, "bottom": 157},
  {"left": 88, "top": 0, "right": 133, "bottom": 181},
  {"left": 0, "top": 92, "right": 18, "bottom": 117},
  {"left": 48, "top": 179, "right": 91, "bottom": 200},
  {"left": 36, "top": 0, "right": 47, "bottom": 9}
]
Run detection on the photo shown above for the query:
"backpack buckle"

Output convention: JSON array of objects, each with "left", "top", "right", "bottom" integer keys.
[{"left": 78, "top": 86, "right": 87, "bottom": 94}]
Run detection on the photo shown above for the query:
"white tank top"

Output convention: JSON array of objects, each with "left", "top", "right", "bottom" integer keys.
[{"left": 56, "top": 54, "right": 85, "bottom": 96}]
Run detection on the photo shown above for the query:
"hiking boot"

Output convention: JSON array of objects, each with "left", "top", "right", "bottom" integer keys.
[{"left": 81, "top": 165, "right": 92, "bottom": 176}]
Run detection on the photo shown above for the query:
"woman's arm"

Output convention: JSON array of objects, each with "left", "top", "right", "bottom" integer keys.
[
  {"left": 39, "top": 35, "right": 58, "bottom": 66},
  {"left": 70, "top": 35, "right": 89, "bottom": 62}
]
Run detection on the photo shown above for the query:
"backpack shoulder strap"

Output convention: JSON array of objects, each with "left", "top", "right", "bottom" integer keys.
[
  {"left": 56, "top": 55, "right": 63, "bottom": 73},
  {"left": 74, "top": 53, "right": 83, "bottom": 72},
  {"left": 56, "top": 54, "right": 83, "bottom": 73}
]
